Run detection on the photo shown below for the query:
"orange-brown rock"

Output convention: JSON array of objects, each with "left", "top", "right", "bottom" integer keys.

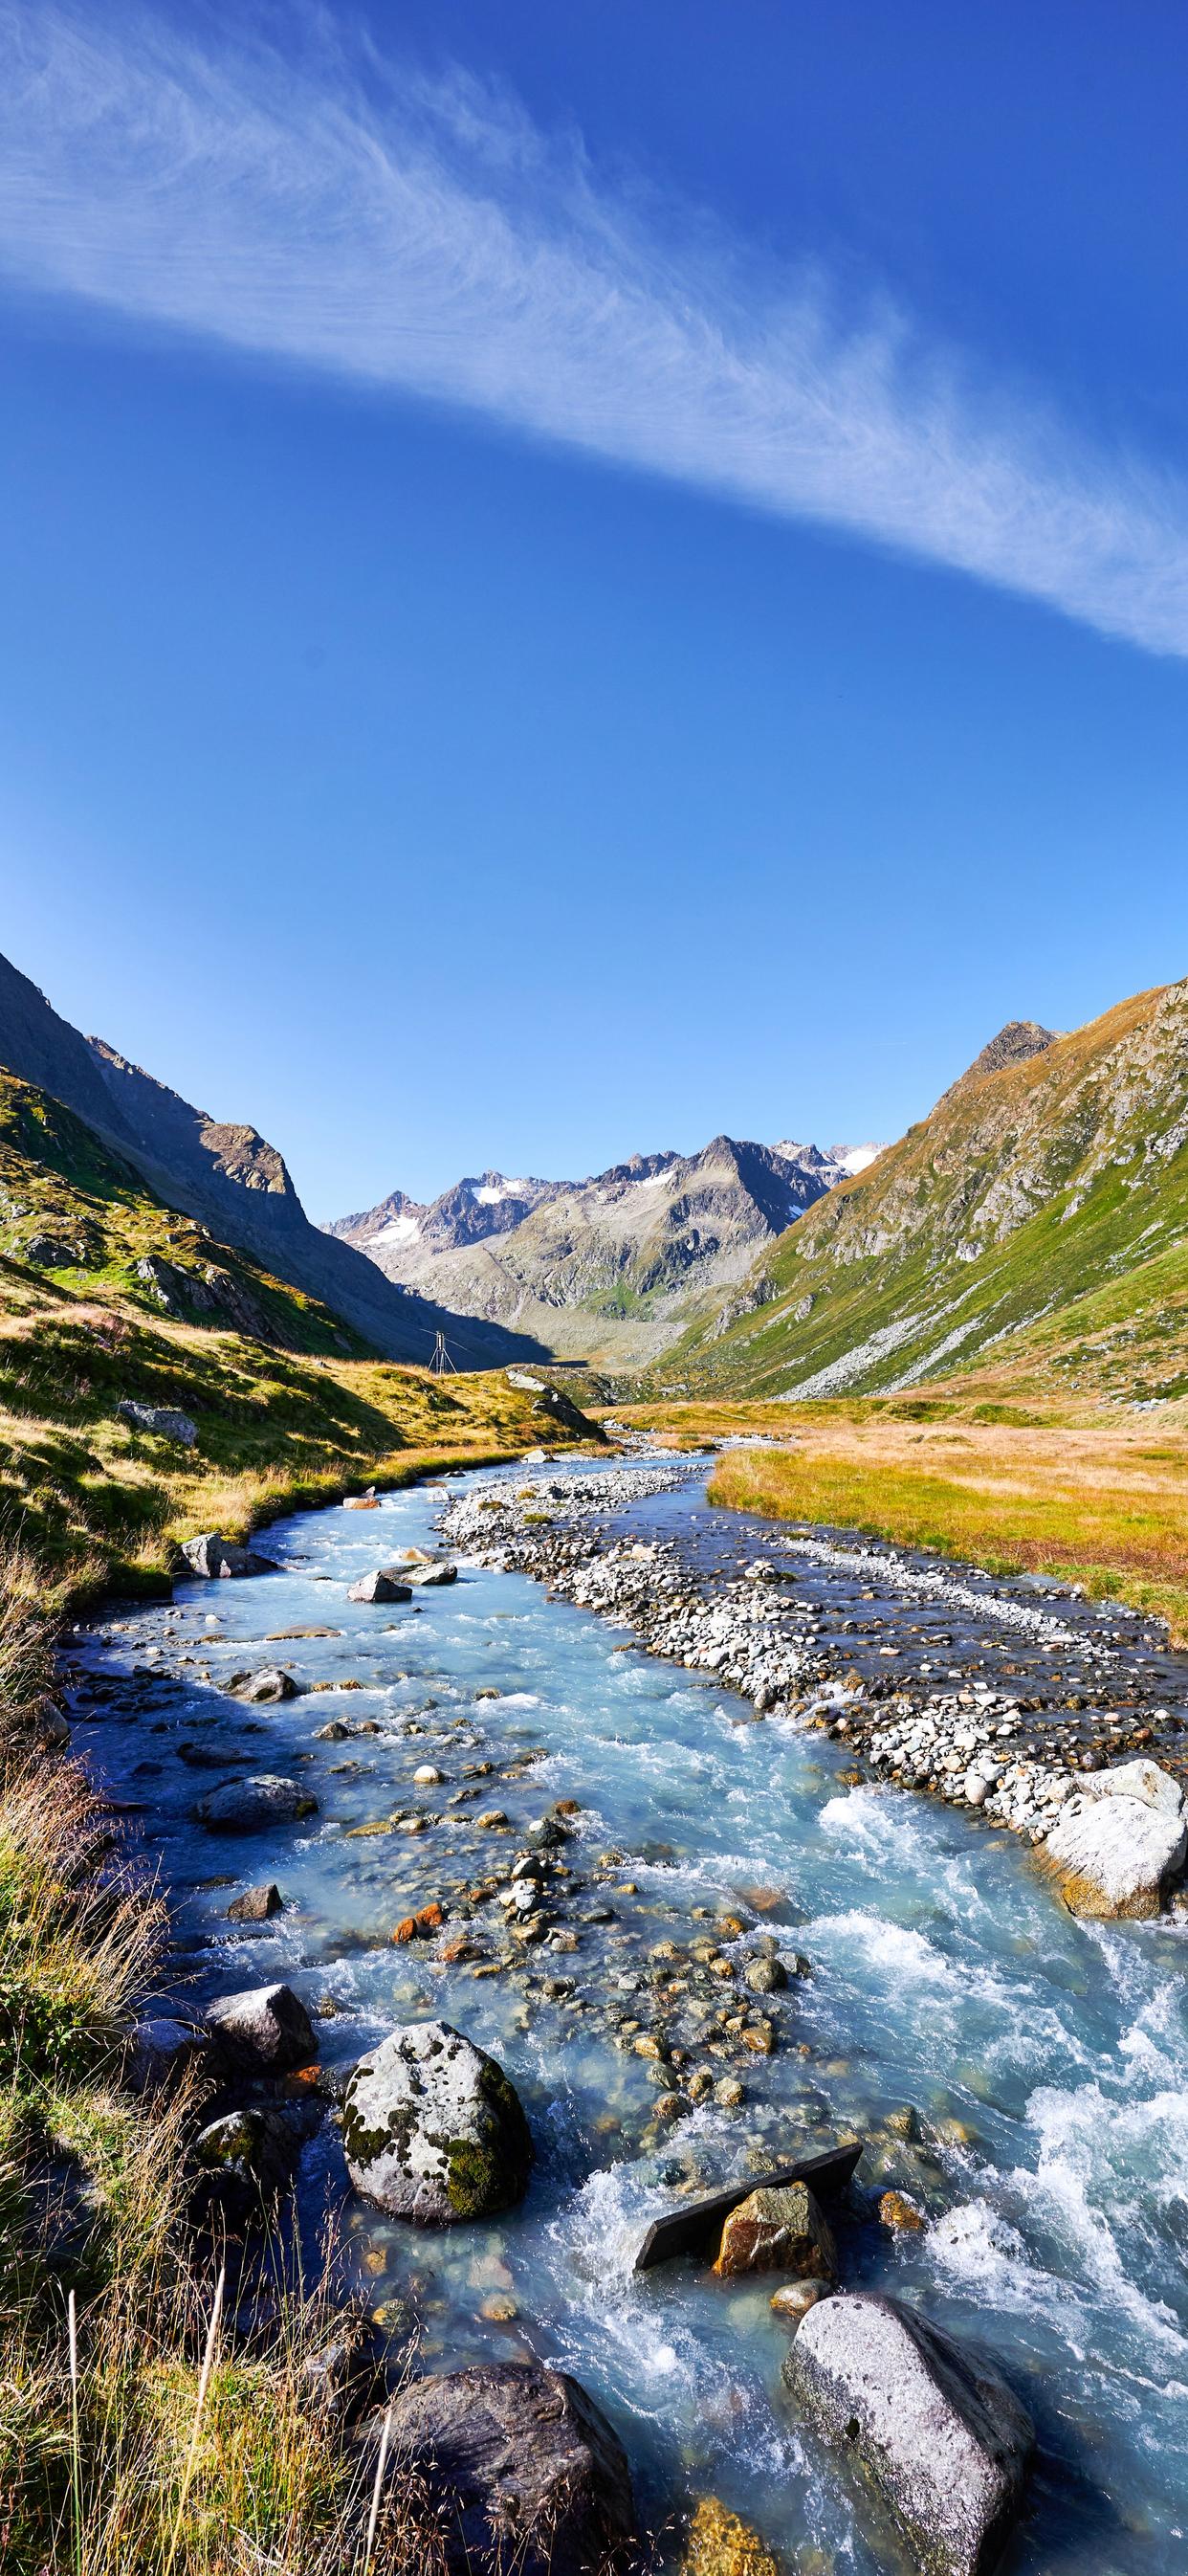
[{"left": 714, "top": 2183, "right": 835, "bottom": 2280}]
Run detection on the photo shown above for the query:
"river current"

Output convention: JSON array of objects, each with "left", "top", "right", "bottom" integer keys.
[{"left": 68, "top": 1455, "right": 1188, "bottom": 2574}]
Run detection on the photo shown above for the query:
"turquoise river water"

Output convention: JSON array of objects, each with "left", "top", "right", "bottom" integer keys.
[{"left": 69, "top": 1456, "right": 1188, "bottom": 2574}]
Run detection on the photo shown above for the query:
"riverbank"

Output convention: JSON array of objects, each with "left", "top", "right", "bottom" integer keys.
[
  {"left": 606, "top": 1395, "right": 1188, "bottom": 1641},
  {"left": 63, "top": 1451, "right": 1188, "bottom": 2574},
  {"left": 0, "top": 1372, "right": 603, "bottom": 2574},
  {"left": 442, "top": 1459, "right": 1188, "bottom": 1912}
]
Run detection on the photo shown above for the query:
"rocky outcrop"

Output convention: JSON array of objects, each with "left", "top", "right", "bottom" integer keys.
[
  {"left": 783, "top": 2293, "right": 1033, "bottom": 2576},
  {"left": 1040, "top": 1759, "right": 1187, "bottom": 1918},
  {"left": 384, "top": 2362, "right": 634, "bottom": 2574},
  {"left": 182, "top": 1533, "right": 277, "bottom": 1580},
  {"left": 204, "top": 1983, "right": 318, "bottom": 2073},
  {"left": 194, "top": 1775, "right": 318, "bottom": 1832},
  {"left": 342, "top": 2021, "right": 532, "bottom": 2223},
  {"left": 117, "top": 1399, "right": 198, "bottom": 1445},
  {"left": 714, "top": 2182, "right": 835, "bottom": 2280}
]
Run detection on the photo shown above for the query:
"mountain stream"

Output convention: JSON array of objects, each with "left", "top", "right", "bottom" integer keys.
[{"left": 66, "top": 1454, "right": 1188, "bottom": 2574}]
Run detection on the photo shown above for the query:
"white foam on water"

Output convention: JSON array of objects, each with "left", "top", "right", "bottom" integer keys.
[{"left": 1018, "top": 2079, "right": 1188, "bottom": 2363}]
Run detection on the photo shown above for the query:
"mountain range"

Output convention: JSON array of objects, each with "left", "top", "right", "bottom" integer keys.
[
  {"left": 661, "top": 988, "right": 1188, "bottom": 1408},
  {"left": 327, "top": 1136, "right": 885, "bottom": 1364}
]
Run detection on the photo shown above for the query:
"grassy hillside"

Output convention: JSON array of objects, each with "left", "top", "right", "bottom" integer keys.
[
  {"left": 0, "top": 1070, "right": 596, "bottom": 1599},
  {"left": 660, "top": 980, "right": 1188, "bottom": 1406}
]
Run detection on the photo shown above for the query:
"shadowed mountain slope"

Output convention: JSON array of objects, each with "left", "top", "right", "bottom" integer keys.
[{"left": 0, "top": 950, "right": 540, "bottom": 1366}]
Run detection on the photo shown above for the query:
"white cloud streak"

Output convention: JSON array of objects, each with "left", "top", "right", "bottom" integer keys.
[{"left": 2, "top": 3, "right": 1188, "bottom": 656}]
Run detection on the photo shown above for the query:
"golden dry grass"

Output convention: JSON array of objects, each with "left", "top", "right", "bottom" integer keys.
[{"left": 613, "top": 1396, "right": 1188, "bottom": 1639}]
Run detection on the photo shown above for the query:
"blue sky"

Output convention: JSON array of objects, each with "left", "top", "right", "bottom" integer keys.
[{"left": 1, "top": 1, "right": 1186, "bottom": 1216}]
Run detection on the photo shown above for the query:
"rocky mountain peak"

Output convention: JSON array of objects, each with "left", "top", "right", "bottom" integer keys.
[{"left": 947, "top": 1020, "right": 1059, "bottom": 1097}]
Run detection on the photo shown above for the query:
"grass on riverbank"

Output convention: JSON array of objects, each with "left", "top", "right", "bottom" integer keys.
[
  {"left": 0, "top": 1550, "right": 443, "bottom": 2574},
  {"left": 0, "top": 1270, "right": 596, "bottom": 1607},
  {"left": 611, "top": 1394, "right": 1188, "bottom": 1640}
]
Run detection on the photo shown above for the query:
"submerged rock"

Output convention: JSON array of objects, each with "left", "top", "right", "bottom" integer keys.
[
  {"left": 783, "top": 2291, "right": 1033, "bottom": 2576},
  {"left": 342, "top": 2020, "right": 532, "bottom": 2223},
  {"left": 1041, "top": 1760, "right": 1187, "bottom": 1918},
  {"left": 182, "top": 1532, "right": 277, "bottom": 1578},
  {"left": 381, "top": 2361, "right": 634, "bottom": 2574},
  {"left": 194, "top": 1775, "right": 318, "bottom": 1832},
  {"left": 679, "top": 2496, "right": 781, "bottom": 2576},
  {"left": 205, "top": 1982, "right": 318, "bottom": 2073},
  {"left": 715, "top": 2183, "right": 835, "bottom": 2280}
]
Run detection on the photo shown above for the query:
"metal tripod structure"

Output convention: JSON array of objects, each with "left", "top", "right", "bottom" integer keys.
[{"left": 429, "top": 1331, "right": 457, "bottom": 1375}]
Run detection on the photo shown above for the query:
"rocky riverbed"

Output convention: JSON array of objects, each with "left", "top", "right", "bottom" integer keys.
[
  {"left": 441, "top": 1458, "right": 1188, "bottom": 1920},
  {"left": 57, "top": 1452, "right": 1188, "bottom": 2574}
]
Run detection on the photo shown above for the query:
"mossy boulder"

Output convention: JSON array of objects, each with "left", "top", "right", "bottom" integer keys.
[{"left": 342, "top": 2020, "right": 532, "bottom": 2224}]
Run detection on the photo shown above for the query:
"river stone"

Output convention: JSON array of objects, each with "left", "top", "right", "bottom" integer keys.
[
  {"left": 382, "top": 2361, "right": 634, "bottom": 2573},
  {"left": 228, "top": 1667, "right": 297, "bottom": 1704},
  {"left": 117, "top": 1399, "right": 198, "bottom": 1446},
  {"left": 342, "top": 2020, "right": 532, "bottom": 2223},
  {"left": 194, "top": 1774, "right": 319, "bottom": 1832},
  {"left": 126, "top": 2015, "right": 206, "bottom": 2094},
  {"left": 1041, "top": 1765, "right": 1187, "bottom": 1919},
  {"left": 301, "top": 2311, "right": 385, "bottom": 2422},
  {"left": 228, "top": 1881, "right": 283, "bottom": 1921},
  {"left": 396, "top": 1558, "right": 459, "bottom": 1588},
  {"left": 783, "top": 2292, "right": 1033, "bottom": 2576},
  {"left": 182, "top": 1533, "right": 277, "bottom": 1579},
  {"left": 205, "top": 1982, "right": 318, "bottom": 2072},
  {"left": 347, "top": 1570, "right": 412, "bottom": 1604},
  {"left": 715, "top": 2183, "right": 835, "bottom": 2280}
]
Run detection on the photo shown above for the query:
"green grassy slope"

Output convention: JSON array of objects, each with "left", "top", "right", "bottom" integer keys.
[
  {"left": 661, "top": 979, "right": 1188, "bottom": 1404},
  {"left": 0, "top": 1069, "right": 597, "bottom": 1592}
]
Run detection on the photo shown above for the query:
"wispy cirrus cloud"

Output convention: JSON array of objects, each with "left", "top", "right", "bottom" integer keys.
[{"left": 2, "top": 3, "right": 1188, "bottom": 657}]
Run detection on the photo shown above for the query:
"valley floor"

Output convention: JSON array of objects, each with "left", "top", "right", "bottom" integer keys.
[{"left": 611, "top": 1393, "right": 1188, "bottom": 1641}]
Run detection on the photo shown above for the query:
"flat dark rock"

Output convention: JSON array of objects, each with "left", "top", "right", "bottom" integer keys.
[{"left": 382, "top": 2361, "right": 634, "bottom": 2574}]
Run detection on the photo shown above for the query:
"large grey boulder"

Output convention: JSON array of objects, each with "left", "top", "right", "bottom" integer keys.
[
  {"left": 183, "top": 1533, "right": 277, "bottom": 1579},
  {"left": 1041, "top": 1759, "right": 1186, "bottom": 1918},
  {"left": 383, "top": 2362, "right": 634, "bottom": 2574},
  {"left": 118, "top": 1400, "right": 198, "bottom": 1446},
  {"left": 396, "top": 1558, "right": 459, "bottom": 1588},
  {"left": 783, "top": 2293, "right": 1033, "bottom": 2576},
  {"left": 347, "top": 1569, "right": 411, "bottom": 1604},
  {"left": 205, "top": 1982, "right": 318, "bottom": 2073},
  {"left": 194, "top": 1774, "right": 318, "bottom": 1832},
  {"left": 342, "top": 2020, "right": 532, "bottom": 2223}
]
